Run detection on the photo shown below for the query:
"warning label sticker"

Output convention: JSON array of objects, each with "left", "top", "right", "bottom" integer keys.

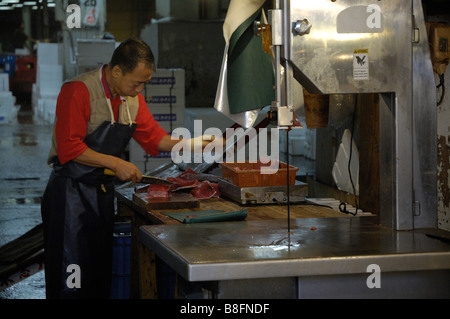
[{"left": 353, "top": 49, "right": 369, "bottom": 80}]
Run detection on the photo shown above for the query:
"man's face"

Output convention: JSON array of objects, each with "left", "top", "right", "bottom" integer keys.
[{"left": 112, "top": 62, "right": 152, "bottom": 97}]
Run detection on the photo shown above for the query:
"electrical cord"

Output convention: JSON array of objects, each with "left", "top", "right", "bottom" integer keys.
[
  {"left": 286, "top": 129, "right": 291, "bottom": 232},
  {"left": 437, "top": 74, "right": 445, "bottom": 106},
  {"left": 339, "top": 94, "right": 359, "bottom": 216}
]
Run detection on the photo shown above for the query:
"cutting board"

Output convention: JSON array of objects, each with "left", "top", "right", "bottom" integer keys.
[{"left": 133, "top": 192, "right": 200, "bottom": 210}]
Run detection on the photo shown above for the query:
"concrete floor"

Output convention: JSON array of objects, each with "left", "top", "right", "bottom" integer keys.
[{"left": 0, "top": 102, "right": 49, "bottom": 299}]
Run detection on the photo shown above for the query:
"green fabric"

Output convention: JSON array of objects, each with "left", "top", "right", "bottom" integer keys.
[
  {"left": 163, "top": 209, "right": 248, "bottom": 224},
  {"left": 227, "top": 6, "right": 275, "bottom": 114}
]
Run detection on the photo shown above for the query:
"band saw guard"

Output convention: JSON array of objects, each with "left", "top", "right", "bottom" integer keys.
[{"left": 264, "top": 0, "right": 437, "bottom": 230}]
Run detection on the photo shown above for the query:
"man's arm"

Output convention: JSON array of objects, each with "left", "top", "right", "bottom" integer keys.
[
  {"left": 157, "top": 135, "right": 182, "bottom": 152},
  {"left": 73, "top": 148, "right": 142, "bottom": 183}
]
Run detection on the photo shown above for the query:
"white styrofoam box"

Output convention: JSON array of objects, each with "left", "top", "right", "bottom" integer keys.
[
  {"left": 36, "top": 64, "right": 63, "bottom": 96},
  {"left": 15, "top": 48, "right": 30, "bottom": 56},
  {"left": 0, "top": 91, "right": 16, "bottom": 110},
  {"left": 332, "top": 129, "right": 359, "bottom": 195},
  {"left": 37, "top": 43, "right": 62, "bottom": 66},
  {"left": 34, "top": 98, "right": 45, "bottom": 120},
  {"left": 0, "top": 110, "right": 14, "bottom": 124},
  {"left": 289, "top": 136, "right": 306, "bottom": 156},
  {"left": 0, "top": 102, "right": 19, "bottom": 124},
  {"left": 44, "top": 97, "right": 57, "bottom": 123},
  {"left": 279, "top": 127, "right": 307, "bottom": 155},
  {"left": 144, "top": 87, "right": 185, "bottom": 108},
  {"left": 32, "top": 96, "right": 57, "bottom": 124},
  {"left": 304, "top": 129, "right": 316, "bottom": 160},
  {"left": 0, "top": 73, "right": 9, "bottom": 92},
  {"left": 148, "top": 68, "right": 185, "bottom": 88}
]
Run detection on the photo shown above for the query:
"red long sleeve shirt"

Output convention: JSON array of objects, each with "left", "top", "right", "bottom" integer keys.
[{"left": 54, "top": 81, "right": 168, "bottom": 165}]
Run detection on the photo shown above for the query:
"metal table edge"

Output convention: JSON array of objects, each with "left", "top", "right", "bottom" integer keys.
[{"left": 139, "top": 224, "right": 450, "bottom": 282}]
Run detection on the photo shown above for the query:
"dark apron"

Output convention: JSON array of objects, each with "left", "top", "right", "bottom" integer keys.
[{"left": 41, "top": 120, "right": 136, "bottom": 299}]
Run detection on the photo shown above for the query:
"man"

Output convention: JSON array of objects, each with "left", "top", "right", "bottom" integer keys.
[
  {"left": 41, "top": 38, "right": 207, "bottom": 298},
  {"left": 9, "top": 20, "right": 37, "bottom": 52}
]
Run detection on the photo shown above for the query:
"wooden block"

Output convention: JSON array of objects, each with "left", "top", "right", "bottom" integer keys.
[{"left": 133, "top": 192, "right": 199, "bottom": 210}]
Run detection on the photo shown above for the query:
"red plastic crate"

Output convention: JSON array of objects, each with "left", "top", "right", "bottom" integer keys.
[{"left": 221, "top": 161, "right": 298, "bottom": 187}]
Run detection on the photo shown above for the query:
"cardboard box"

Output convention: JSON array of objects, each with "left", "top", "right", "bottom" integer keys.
[
  {"left": 148, "top": 68, "right": 185, "bottom": 88},
  {"left": 144, "top": 86, "right": 185, "bottom": 108},
  {"left": 151, "top": 110, "right": 185, "bottom": 125}
]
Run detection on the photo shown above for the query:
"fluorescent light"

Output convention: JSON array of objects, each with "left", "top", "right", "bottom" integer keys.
[{"left": 24, "top": 1, "right": 37, "bottom": 5}]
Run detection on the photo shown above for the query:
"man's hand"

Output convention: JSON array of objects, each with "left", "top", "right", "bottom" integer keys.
[
  {"left": 73, "top": 147, "right": 143, "bottom": 183},
  {"left": 112, "top": 160, "right": 142, "bottom": 183}
]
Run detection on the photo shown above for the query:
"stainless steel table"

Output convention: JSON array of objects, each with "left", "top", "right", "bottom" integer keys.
[{"left": 139, "top": 217, "right": 450, "bottom": 298}]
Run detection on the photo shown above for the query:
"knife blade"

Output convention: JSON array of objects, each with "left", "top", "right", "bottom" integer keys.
[{"left": 104, "top": 168, "right": 173, "bottom": 185}]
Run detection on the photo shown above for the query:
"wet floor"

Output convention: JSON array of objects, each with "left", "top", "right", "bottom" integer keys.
[{"left": 0, "top": 102, "right": 51, "bottom": 299}]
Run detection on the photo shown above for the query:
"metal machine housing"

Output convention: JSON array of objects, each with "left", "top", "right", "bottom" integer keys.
[{"left": 273, "top": 0, "right": 436, "bottom": 230}]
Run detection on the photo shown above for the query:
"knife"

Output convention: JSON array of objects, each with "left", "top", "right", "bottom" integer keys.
[{"left": 104, "top": 168, "right": 173, "bottom": 185}]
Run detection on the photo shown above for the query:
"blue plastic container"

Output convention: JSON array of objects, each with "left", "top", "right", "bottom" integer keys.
[
  {"left": 0, "top": 55, "right": 16, "bottom": 77},
  {"left": 111, "top": 222, "right": 131, "bottom": 299}
]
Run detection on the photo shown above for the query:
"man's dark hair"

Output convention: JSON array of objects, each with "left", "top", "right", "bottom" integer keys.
[{"left": 109, "top": 38, "right": 155, "bottom": 74}]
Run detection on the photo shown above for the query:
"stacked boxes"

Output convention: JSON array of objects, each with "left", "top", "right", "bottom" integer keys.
[
  {"left": 279, "top": 125, "right": 316, "bottom": 160},
  {"left": 32, "top": 40, "right": 115, "bottom": 124},
  {"left": 129, "top": 68, "right": 185, "bottom": 173},
  {"left": 32, "top": 43, "right": 63, "bottom": 124},
  {"left": 145, "top": 68, "right": 185, "bottom": 131},
  {"left": 0, "top": 73, "right": 19, "bottom": 124}
]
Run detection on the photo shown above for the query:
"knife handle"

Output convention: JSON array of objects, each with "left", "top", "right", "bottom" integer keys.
[{"left": 104, "top": 168, "right": 116, "bottom": 176}]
